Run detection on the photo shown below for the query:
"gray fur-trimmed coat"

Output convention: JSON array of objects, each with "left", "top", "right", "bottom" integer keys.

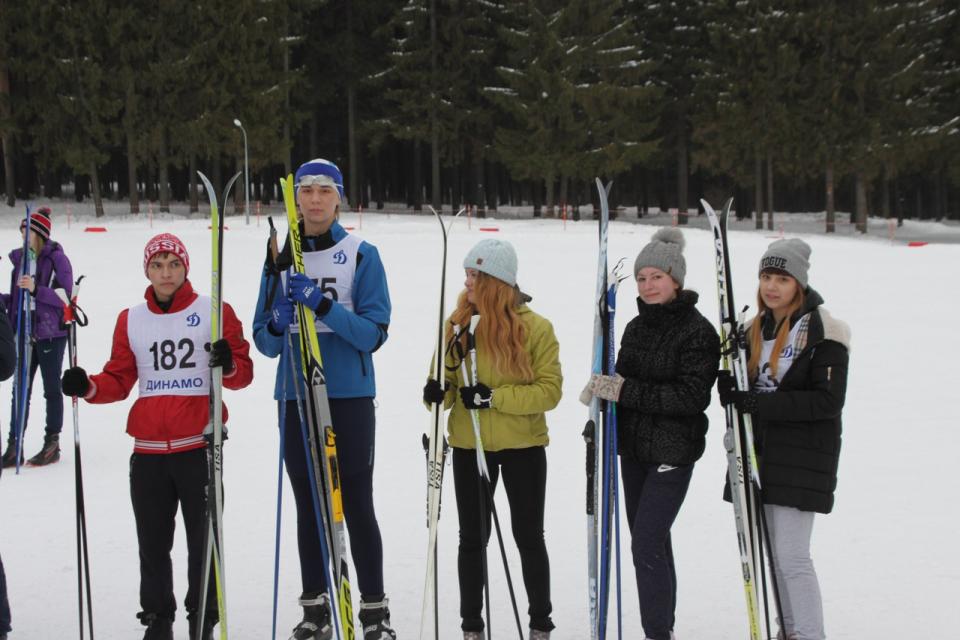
[{"left": 614, "top": 290, "right": 721, "bottom": 466}]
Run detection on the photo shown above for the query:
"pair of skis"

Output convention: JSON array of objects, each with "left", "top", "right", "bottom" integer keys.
[
  {"left": 419, "top": 206, "right": 456, "bottom": 640},
  {"left": 584, "top": 179, "right": 625, "bottom": 640},
  {"left": 278, "top": 174, "right": 356, "bottom": 640},
  {"left": 12, "top": 205, "right": 33, "bottom": 473},
  {"left": 195, "top": 170, "right": 241, "bottom": 640},
  {"left": 703, "top": 198, "right": 783, "bottom": 640}
]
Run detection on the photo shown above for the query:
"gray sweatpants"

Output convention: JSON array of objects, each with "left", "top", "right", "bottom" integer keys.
[{"left": 764, "top": 504, "right": 825, "bottom": 640}]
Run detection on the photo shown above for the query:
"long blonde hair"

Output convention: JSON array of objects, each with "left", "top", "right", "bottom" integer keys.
[
  {"left": 747, "top": 280, "right": 806, "bottom": 381},
  {"left": 446, "top": 272, "right": 534, "bottom": 382}
]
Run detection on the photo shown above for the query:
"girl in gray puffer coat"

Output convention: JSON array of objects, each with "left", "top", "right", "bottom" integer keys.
[
  {"left": 1, "top": 207, "right": 73, "bottom": 467},
  {"left": 583, "top": 228, "right": 720, "bottom": 640}
]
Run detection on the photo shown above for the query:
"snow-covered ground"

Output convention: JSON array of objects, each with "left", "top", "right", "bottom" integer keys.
[{"left": 1, "top": 202, "right": 957, "bottom": 639}]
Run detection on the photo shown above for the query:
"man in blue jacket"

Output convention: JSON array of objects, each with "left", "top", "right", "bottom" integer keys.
[{"left": 253, "top": 159, "right": 394, "bottom": 640}]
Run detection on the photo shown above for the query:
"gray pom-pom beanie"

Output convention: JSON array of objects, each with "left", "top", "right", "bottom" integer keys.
[{"left": 633, "top": 227, "right": 686, "bottom": 287}]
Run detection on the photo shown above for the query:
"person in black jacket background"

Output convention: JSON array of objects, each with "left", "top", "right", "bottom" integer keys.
[
  {"left": 718, "top": 238, "right": 849, "bottom": 640},
  {"left": 0, "top": 297, "right": 19, "bottom": 639},
  {"left": 582, "top": 228, "right": 719, "bottom": 640}
]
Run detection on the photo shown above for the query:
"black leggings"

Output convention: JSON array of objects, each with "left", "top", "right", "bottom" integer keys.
[
  {"left": 452, "top": 446, "right": 553, "bottom": 633},
  {"left": 282, "top": 397, "right": 385, "bottom": 599}
]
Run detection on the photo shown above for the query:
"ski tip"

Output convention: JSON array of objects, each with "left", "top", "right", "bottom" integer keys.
[{"left": 721, "top": 197, "right": 734, "bottom": 217}]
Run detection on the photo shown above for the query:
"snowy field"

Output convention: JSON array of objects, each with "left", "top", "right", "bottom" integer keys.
[{"left": 0, "top": 203, "right": 958, "bottom": 639}]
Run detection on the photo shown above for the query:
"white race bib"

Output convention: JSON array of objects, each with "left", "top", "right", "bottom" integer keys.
[
  {"left": 287, "top": 234, "right": 360, "bottom": 334},
  {"left": 128, "top": 296, "right": 212, "bottom": 397}
]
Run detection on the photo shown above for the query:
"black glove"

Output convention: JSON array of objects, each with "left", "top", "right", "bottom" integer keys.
[
  {"left": 717, "top": 370, "right": 737, "bottom": 404},
  {"left": 423, "top": 378, "right": 448, "bottom": 404},
  {"left": 208, "top": 338, "right": 234, "bottom": 372},
  {"left": 61, "top": 367, "right": 90, "bottom": 397},
  {"left": 717, "top": 370, "right": 758, "bottom": 414},
  {"left": 459, "top": 383, "right": 493, "bottom": 410}
]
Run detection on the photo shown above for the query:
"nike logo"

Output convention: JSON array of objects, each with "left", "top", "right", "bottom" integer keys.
[{"left": 657, "top": 464, "right": 677, "bottom": 473}]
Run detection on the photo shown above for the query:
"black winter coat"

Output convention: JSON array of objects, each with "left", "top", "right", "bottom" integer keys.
[
  {"left": 749, "top": 289, "right": 850, "bottom": 514},
  {"left": 615, "top": 290, "right": 721, "bottom": 466}
]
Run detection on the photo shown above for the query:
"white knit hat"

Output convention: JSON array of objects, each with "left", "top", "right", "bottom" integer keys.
[{"left": 463, "top": 239, "right": 518, "bottom": 286}]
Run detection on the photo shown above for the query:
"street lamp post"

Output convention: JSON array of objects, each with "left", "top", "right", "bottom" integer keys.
[{"left": 233, "top": 118, "right": 250, "bottom": 225}]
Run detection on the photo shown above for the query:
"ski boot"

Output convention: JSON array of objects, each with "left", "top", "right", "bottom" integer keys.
[
  {"left": 463, "top": 632, "right": 484, "bottom": 640},
  {"left": 290, "top": 592, "right": 333, "bottom": 640},
  {"left": 27, "top": 434, "right": 60, "bottom": 466},
  {"left": 187, "top": 610, "right": 218, "bottom": 640},
  {"left": 138, "top": 612, "right": 174, "bottom": 640},
  {"left": 358, "top": 596, "right": 397, "bottom": 640},
  {"left": 529, "top": 630, "right": 551, "bottom": 640},
  {"left": 1, "top": 437, "right": 22, "bottom": 468}
]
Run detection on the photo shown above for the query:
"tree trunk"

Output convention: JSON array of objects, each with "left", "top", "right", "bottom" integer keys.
[
  {"left": 282, "top": 12, "right": 292, "bottom": 175},
  {"left": 765, "top": 150, "right": 774, "bottom": 231},
  {"left": 127, "top": 133, "right": 140, "bottom": 214},
  {"left": 474, "top": 147, "right": 486, "bottom": 216},
  {"left": 881, "top": 165, "right": 891, "bottom": 219},
  {"left": 90, "top": 162, "right": 104, "bottom": 217},
  {"left": 189, "top": 155, "right": 199, "bottom": 213},
  {"left": 855, "top": 169, "right": 867, "bottom": 233},
  {"left": 158, "top": 130, "right": 170, "bottom": 212},
  {"left": 544, "top": 174, "right": 555, "bottom": 218},
  {"left": 0, "top": 64, "right": 15, "bottom": 206},
  {"left": 347, "top": 83, "right": 358, "bottom": 207},
  {"left": 825, "top": 161, "right": 835, "bottom": 233},
  {"left": 639, "top": 165, "right": 648, "bottom": 217},
  {"left": 676, "top": 118, "right": 688, "bottom": 225},
  {"left": 429, "top": 0, "right": 441, "bottom": 210},
  {"left": 412, "top": 140, "right": 422, "bottom": 211},
  {"left": 754, "top": 152, "right": 763, "bottom": 229},
  {"left": 936, "top": 166, "right": 946, "bottom": 221}
]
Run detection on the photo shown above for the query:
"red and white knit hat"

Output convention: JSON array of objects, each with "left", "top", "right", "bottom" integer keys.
[
  {"left": 143, "top": 233, "right": 190, "bottom": 276},
  {"left": 20, "top": 207, "right": 53, "bottom": 240}
]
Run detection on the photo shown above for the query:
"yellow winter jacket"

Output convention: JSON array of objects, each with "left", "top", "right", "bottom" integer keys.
[{"left": 434, "top": 305, "right": 563, "bottom": 451}]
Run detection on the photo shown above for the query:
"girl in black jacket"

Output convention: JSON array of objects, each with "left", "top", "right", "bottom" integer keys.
[
  {"left": 583, "top": 228, "right": 719, "bottom": 640},
  {"left": 719, "top": 238, "right": 850, "bottom": 640}
]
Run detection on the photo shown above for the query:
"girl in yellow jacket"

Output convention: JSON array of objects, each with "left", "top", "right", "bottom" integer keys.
[{"left": 423, "top": 238, "right": 562, "bottom": 640}]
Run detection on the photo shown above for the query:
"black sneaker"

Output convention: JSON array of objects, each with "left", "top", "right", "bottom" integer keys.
[
  {"left": 138, "top": 612, "right": 174, "bottom": 640},
  {"left": 290, "top": 592, "right": 332, "bottom": 640},
  {"left": 1, "top": 437, "right": 22, "bottom": 468},
  {"left": 27, "top": 434, "right": 60, "bottom": 466},
  {"left": 358, "top": 596, "right": 397, "bottom": 640}
]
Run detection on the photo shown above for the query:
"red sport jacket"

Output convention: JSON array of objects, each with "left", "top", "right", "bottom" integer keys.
[{"left": 84, "top": 279, "right": 254, "bottom": 454}]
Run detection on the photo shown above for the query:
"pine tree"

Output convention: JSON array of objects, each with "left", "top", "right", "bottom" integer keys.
[
  {"left": 489, "top": 0, "right": 659, "bottom": 216},
  {"left": 626, "top": 0, "right": 711, "bottom": 223},
  {"left": 694, "top": 0, "right": 799, "bottom": 228}
]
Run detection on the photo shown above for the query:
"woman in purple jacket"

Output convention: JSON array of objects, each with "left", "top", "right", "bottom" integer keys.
[{"left": 0, "top": 207, "right": 73, "bottom": 468}]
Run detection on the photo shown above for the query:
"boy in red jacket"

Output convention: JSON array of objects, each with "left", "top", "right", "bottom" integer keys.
[{"left": 60, "top": 233, "right": 253, "bottom": 640}]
